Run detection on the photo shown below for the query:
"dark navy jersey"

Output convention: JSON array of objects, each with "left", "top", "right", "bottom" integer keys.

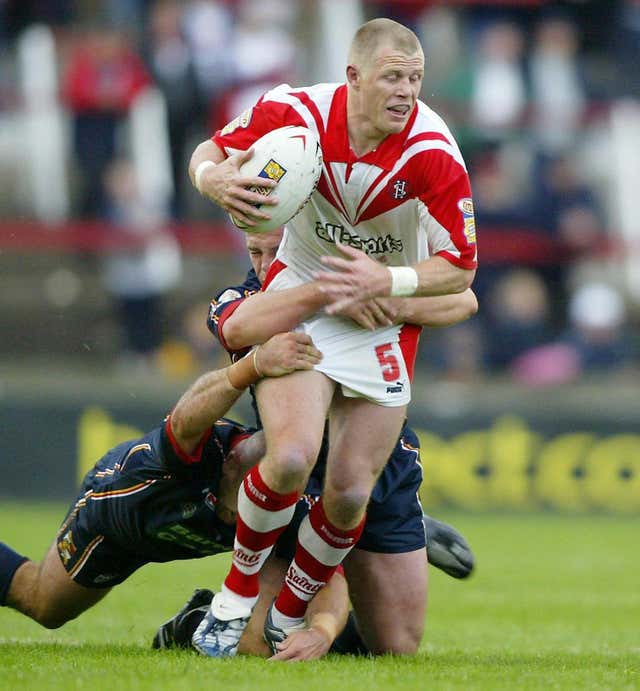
[
  {"left": 207, "top": 268, "right": 261, "bottom": 357},
  {"left": 56, "top": 417, "right": 253, "bottom": 587}
]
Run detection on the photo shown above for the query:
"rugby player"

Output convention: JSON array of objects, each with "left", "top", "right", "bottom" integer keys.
[
  {"left": 0, "top": 331, "right": 328, "bottom": 633},
  {"left": 189, "top": 17, "right": 477, "bottom": 655},
  {"left": 185, "top": 226, "right": 475, "bottom": 658}
]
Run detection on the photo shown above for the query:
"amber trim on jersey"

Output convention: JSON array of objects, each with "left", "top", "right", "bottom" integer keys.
[{"left": 67, "top": 535, "right": 104, "bottom": 580}]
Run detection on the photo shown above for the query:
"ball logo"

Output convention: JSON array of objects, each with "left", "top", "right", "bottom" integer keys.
[
  {"left": 259, "top": 159, "right": 287, "bottom": 183},
  {"left": 250, "top": 159, "right": 288, "bottom": 201}
]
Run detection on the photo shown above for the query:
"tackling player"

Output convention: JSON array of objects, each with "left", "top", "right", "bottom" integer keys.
[
  {"left": 0, "top": 332, "right": 328, "bottom": 633},
  {"left": 189, "top": 17, "right": 477, "bottom": 655}
]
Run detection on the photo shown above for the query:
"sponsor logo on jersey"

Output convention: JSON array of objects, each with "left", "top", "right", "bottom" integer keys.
[
  {"left": 457, "top": 198, "right": 476, "bottom": 243},
  {"left": 155, "top": 524, "right": 228, "bottom": 553},
  {"left": 220, "top": 107, "right": 253, "bottom": 135},
  {"left": 215, "top": 289, "right": 242, "bottom": 306},
  {"left": 93, "top": 573, "right": 118, "bottom": 584},
  {"left": 182, "top": 502, "right": 197, "bottom": 519},
  {"left": 286, "top": 565, "right": 323, "bottom": 596},
  {"left": 314, "top": 221, "right": 404, "bottom": 255},
  {"left": 203, "top": 491, "right": 218, "bottom": 512},
  {"left": 58, "top": 529, "right": 76, "bottom": 565},
  {"left": 386, "top": 381, "right": 405, "bottom": 394},
  {"left": 234, "top": 547, "right": 260, "bottom": 566}
]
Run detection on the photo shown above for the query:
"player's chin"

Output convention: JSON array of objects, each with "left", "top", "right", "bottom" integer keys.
[{"left": 383, "top": 113, "right": 410, "bottom": 133}]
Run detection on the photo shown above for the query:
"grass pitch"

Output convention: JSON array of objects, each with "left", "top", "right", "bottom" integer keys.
[{"left": 0, "top": 502, "right": 638, "bottom": 690}]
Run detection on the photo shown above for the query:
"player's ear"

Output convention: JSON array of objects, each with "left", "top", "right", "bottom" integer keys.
[{"left": 346, "top": 65, "right": 360, "bottom": 89}]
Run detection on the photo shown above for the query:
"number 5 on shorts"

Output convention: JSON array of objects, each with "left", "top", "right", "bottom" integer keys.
[{"left": 375, "top": 343, "right": 400, "bottom": 382}]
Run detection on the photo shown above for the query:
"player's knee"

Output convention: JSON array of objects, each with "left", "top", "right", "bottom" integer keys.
[
  {"left": 370, "top": 625, "right": 423, "bottom": 656},
  {"left": 32, "top": 604, "right": 72, "bottom": 629},
  {"left": 324, "top": 485, "right": 371, "bottom": 526},
  {"left": 268, "top": 444, "right": 316, "bottom": 484}
]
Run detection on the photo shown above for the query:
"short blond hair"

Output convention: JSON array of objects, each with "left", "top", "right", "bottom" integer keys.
[{"left": 348, "top": 18, "right": 423, "bottom": 70}]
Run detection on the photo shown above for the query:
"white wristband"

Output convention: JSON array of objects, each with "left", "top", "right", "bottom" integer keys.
[
  {"left": 194, "top": 160, "right": 216, "bottom": 193},
  {"left": 388, "top": 266, "right": 418, "bottom": 297}
]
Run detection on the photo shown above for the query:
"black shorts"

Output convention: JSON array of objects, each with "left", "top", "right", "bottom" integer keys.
[{"left": 275, "top": 426, "right": 425, "bottom": 560}]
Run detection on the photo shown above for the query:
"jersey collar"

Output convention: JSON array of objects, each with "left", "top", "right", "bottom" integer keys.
[{"left": 324, "top": 84, "right": 417, "bottom": 171}]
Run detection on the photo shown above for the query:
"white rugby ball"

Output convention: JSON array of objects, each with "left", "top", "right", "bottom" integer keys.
[{"left": 230, "top": 125, "right": 323, "bottom": 233}]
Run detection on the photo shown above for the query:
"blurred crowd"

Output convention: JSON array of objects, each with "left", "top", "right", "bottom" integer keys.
[{"left": 0, "top": 0, "right": 638, "bottom": 384}]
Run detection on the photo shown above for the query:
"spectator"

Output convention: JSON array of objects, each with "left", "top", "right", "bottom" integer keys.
[
  {"left": 144, "top": 0, "right": 200, "bottom": 216},
  {"left": 62, "top": 25, "right": 151, "bottom": 216},
  {"left": 181, "top": 0, "right": 233, "bottom": 104},
  {"left": 212, "top": 0, "right": 299, "bottom": 132},
  {"left": 469, "top": 20, "right": 527, "bottom": 144},
  {"left": 511, "top": 281, "right": 635, "bottom": 386},
  {"left": 529, "top": 12, "right": 586, "bottom": 154},
  {"left": 416, "top": 6, "right": 472, "bottom": 144},
  {"left": 564, "top": 282, "right": 635, "bottom": 372},
  {"left": 614, "top": 0, "right": 640, "bottom": 99},
  {"left": 101, "top": 158, "right": 182, "bottom": 372},
  {"left": 532, "top": 153, "right": 603, "bottom": 252},
  {"left": 484, "top": 268, "right": 553, "bottom": 371}
]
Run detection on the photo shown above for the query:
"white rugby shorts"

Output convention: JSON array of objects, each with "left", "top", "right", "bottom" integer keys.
[{"left": 265, "top": 265, "right": 413, "bottom": 407}]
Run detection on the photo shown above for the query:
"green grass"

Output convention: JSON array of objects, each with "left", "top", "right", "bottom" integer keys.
[{"left": 1, "top": 503, "right": 638, "bottom": 690}]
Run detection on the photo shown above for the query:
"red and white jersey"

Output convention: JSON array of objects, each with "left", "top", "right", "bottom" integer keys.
[{"left": 213, "top": 82, "right": 478, "bottom": 281}]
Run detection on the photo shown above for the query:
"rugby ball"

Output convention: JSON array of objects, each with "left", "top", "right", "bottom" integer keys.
[{"left": 230, "top": 125, "right": 323, "bottom": 233}]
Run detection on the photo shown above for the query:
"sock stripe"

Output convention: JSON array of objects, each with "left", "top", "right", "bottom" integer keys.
[
  {"left": 244, "top": 469, "right": 300, "bottom": 510},
  {"left": 223, "top": 466, "right": 299, "bottom": 601},
  {"left": 292, "top": 543, "right": 343, "bottom": 582},
  {"left": 308, "top": 499, "right": 365, "bottom": 547},
  {"left": 237, "top": 484, "right": 298, "bottom": 533},
  {"left": 298, "top": 521, "right": 349, "bottom": 568},
  {"left": 234, "top": 519, "right": 291, "bottom": 552}
]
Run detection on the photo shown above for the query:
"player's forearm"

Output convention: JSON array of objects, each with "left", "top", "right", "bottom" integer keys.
[
  {"left": 223, "top": 283, "right": 328, "bottom": 350},
  {"left": 170, "top": 356, "right": 258, "bottom": 452},
  {"left": 305, "top": 570, "right": 349, "bottom": 646},
  {"left": 389, "top": 288, "right": 478, "bottom": 327},
  {"left": 413, "top": 256, "right": 475, "bottom": 297},
  {"left": 188, "top": 139, "right": 226, "bottom": 189}
]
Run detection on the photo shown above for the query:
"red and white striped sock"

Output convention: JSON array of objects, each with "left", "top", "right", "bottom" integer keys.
[
  {"left": 223, "top": 466, "right": 300, "bottom": 601},
  {"left": 273, "top": 499, "right": 365, "bottom": 625}
]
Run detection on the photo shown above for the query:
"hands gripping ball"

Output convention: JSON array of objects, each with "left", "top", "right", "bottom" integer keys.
[{"left": 230, "top": 126, "right": 323, "bottom": 233}]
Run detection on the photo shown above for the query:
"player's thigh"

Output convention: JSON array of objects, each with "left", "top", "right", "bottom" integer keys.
[
  {"left": 326, "top": 396, "right": 406, "bottom": 491},
  {"left": 23, "top": 540, "right": 110, "bottom": 627},
  {"left": 255, "top": 369, "right": 334, "bottom": 457},
  {"left": 343, "top": 548, "right": 427, "bottom": 655}
]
